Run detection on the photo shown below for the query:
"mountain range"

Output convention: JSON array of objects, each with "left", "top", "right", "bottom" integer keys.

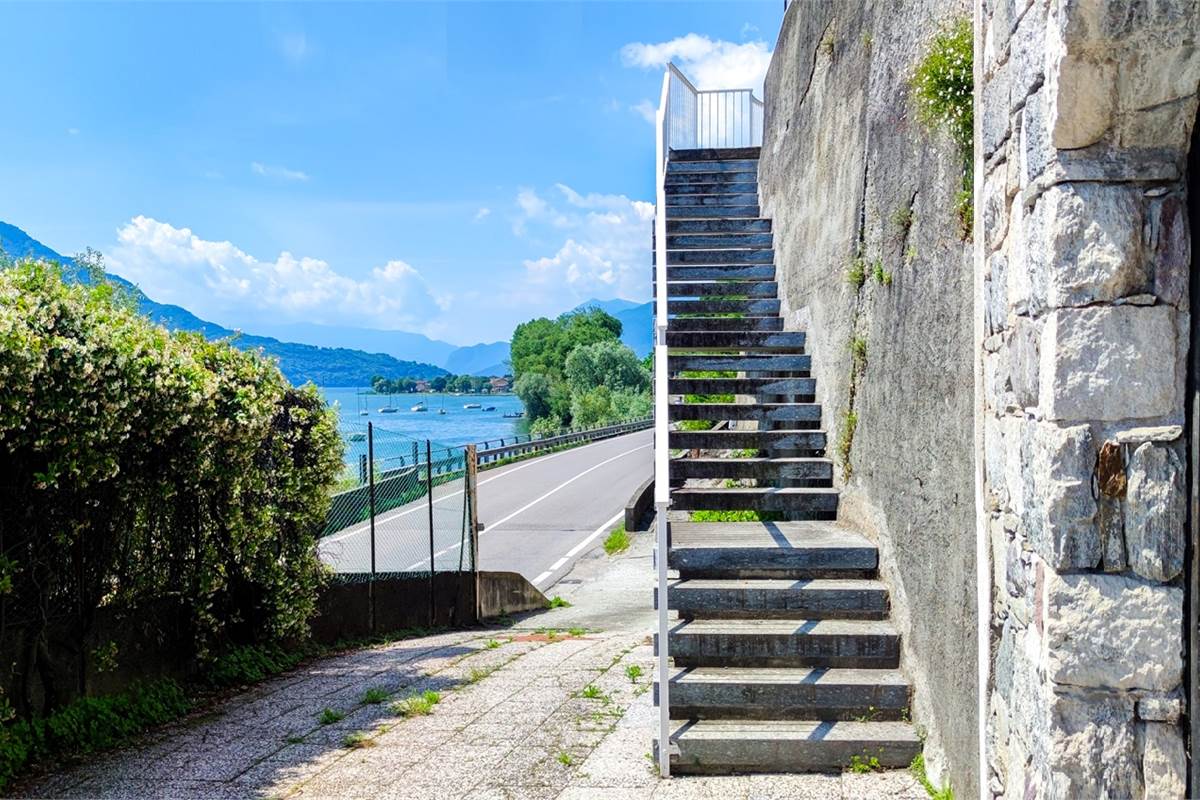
[{"left": 0, "top": 222, "right": 652, "bottom": 385}]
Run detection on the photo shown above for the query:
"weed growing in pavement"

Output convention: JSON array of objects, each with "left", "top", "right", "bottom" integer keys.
[
  {"left": 603, "top": 525, "right": 630, "bottom": 555},
  {"left": 548, "top": 596, "right": 571, "bottom": 609},
  {"left": 557, "top": 751, "right": 574, "bottom": 766},
  {"left": 360, "top": 687, "right": 389, "bottom": 705},
  {"left": 485, "top": 639, "right": 501, "bottom": 649},
  {"left": 580, "top": 684, "right": 604, "bottom": 700},
  {"left": 390, "top": 690, "right": 440, "bottom": 717},
  {"left": 568, "top": 627, "right": 586, "bottom": 637},
  {"left": 624, "top": 665, "right": 643, "bottom": 683},
  {"left": 318, "top": 707, "right": 345, "bottom": 726},
  {"left": 342, "top": 731, "right": 375, "bottom": 749},
  {"left": 849, "top": 753, "right": 883, "bottom": 773}
]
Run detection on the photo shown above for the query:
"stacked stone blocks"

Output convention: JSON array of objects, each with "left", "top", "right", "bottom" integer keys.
[{"left": 981, "top": 0, "right": 1199, "bottom": 797}]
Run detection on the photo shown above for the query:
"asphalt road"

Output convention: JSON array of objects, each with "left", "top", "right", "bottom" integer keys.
[{"left": 318, "top": 428, "right": 652, "bottom": 591}]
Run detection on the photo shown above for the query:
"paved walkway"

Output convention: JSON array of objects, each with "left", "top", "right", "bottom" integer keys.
[{"left": 16, "top": 530, "right": 926, "bottom": 800}]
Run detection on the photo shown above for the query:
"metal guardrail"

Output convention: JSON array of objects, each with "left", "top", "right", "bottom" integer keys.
[
  {"left": 475, "top": 417, "right": 652, "bottom": 465},
  {"left": 663, "top": 63, "right": 763, "bottom": 151}
]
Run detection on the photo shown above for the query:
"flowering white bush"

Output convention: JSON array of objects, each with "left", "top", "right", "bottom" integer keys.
[
  {"left": 911, "top": 18, "right": 973, "bottom": 151},
  {"left": 0, "top": 258, "right": 343, "bottom": 713}
]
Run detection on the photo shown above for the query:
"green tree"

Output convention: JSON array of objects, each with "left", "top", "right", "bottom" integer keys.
[
  {"left": 564, "top": 340, "right": 649, "bottom": 395},
  {"left": 514, "top": 372, "right": 554, "bottom": 420},
  {"left": 570, "top": 386, "right": 614, "bottom": 428}
]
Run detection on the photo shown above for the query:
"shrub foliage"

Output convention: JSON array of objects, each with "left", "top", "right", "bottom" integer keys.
[{"left": 0, "top": 259, "right": 343, "bottom": 722}]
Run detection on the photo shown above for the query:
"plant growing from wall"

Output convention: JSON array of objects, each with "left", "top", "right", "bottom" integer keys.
[
  {"left": 838, "top": 336, "right": 869, "bottom": 481},
  {"left": 911, "top": 17, "right": 974, "bottom": 240}
]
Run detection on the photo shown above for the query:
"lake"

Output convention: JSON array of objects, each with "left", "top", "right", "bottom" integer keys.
[{"left": 319, "top": 386, "right": 527, "bottom": 453}]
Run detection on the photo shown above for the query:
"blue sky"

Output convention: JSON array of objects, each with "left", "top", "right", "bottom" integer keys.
[{"left": 0, "top": 1, "right": 780, "bottom": 345}]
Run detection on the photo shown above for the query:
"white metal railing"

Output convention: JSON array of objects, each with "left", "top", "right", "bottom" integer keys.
[
  {"left": 662, "top": 63, "right": 763, "bottom": 151},
  {"left": 653, "top": 65, "right": 672, "bottom": 779},
  {"left": 652, "top": 62, "right": 764, "bottom": 780}
]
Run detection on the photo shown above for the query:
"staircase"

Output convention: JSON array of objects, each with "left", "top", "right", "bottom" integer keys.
[{"left": 652, "top": 147, "right": 921, "bottom": 774}]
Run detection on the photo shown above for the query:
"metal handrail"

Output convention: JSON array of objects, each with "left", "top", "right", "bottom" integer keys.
[{"left": 662, "top": 62, "right": 763, "bottom": 151}]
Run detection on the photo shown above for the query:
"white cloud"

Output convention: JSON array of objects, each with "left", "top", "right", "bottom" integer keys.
[
  {"left": 631, "top": 99, "right": 656, "bottom": 125},
  {"left": 515, "top": 184, "right": 654, "bottom": 305},
  {"left": 277, "top": 31, "right": 310, "bottom": 64},
  {"left": 251, "top": 161, "right": 310, "bottom": 182},
  {"left": 620, "top": 33, "right": 772, "bottom": 94},
  {"left": 106, "top": 216, "right": 449, "bottom": 332},
  {"left": 473, "top": 207, "right": 491, "bottom": 222}
]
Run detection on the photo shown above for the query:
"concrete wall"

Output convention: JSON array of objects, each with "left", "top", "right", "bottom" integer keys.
[
  {"left": 979, "top": 2, "right": 1200, "bottom": 797},
  {"left": 758, "top": 1, "right": 976, "bottom": 793}
]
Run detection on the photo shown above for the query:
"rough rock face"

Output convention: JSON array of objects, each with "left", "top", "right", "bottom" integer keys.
[
  {"left": 980, "top": 0, "right": 1198, "bottom": 797},
  {"left": 757, "top": 1, "right": 975, "bottom": 795}
]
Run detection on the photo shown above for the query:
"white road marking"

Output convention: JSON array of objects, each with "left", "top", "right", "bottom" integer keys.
[
  {"left": 399, "top": 445, "right": 649, "bottom": 572},
  {"left": 482, "top": 444, "right": 650, "bottom": 533},
  {"left": 322, "top": 430, "right": 650, "bottom": 544},
  {"left": 533, "top": 509, "right": 625, "bottom": 590}
]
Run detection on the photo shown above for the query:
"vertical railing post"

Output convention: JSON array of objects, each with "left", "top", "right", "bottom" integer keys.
[
  {"left": 466, "top": 444, "right": 480, "bottom": 622},
  {"left": 368, "top": 422, "right": 377, "bottom": 634},
  {"left": 426, "top": 439, "right": 435, "bottom": 628},
  {"left": 654, "top": 66, "right": 672, "bottom": 780}
]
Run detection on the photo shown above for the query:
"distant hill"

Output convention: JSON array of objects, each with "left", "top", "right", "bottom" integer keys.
[
  {"left": 0, "top": 222, "right": 447, "bottom": 387},
  {"left": 572, "top": 298, "right": 652, "bottom": 357},
  {"left": 444, "top": 341, "right": 510, "bottom": 377}
]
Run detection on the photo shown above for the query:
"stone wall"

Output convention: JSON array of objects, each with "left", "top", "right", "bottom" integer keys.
[
  {"left": 979, "top": 1, "right": 1199, "bottom": 797},
  {"left": 758, "top": 1, "right": 976, "bottom": 794}
]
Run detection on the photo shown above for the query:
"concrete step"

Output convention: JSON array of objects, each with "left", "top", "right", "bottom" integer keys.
[
  {"left": 667, "top": 218, "right": 770, "bottom": 233},
  {"left": 669, "top": 429, "right": 825, "bottom": 452},
  {"left": 668, "top": 403, "right": 821, "bottom": 425},
  {"left": 662, "top": 617, "right": 899, "bottom": 669},
  {"left": 666, "top": 182, "right": 758, "bottom": 195},
  {"left": 670, "top": 457, "right": 833, "bottom": 483},
  {"left": 658, "top": 248, "right": 774, "bottom": 265},
  {"left": 668, "top": 377, "right": 815, "bottom": 396},
  {"left": 662, "top": 578, "right": 889, "bottom": 621},
  {"left": 663, "top": 298, "right": 781, "bottom": 315},
  {"left": 664, "top": 265, "right": 775, "bottom": 282},
  {"left": 666, "top": 166, "right": 758, "bottom": 180},
  {"left": 655, "top": 719, "right": 921, "bottom": 774},
  {"left": 667, "top": 194, "right": 760, "bottom": 207},
  {"left": 656, "top": 667, "right": 910, "bottom": 721},
  {"left": 667, "top": 318, "right": 783, "bottom": 332},
  {"left": 665, "top": 233, "right": 773, "bottom": 249},
  {"left": 667, "top": 354, "right": 810, "bottom": 373},
  {"left": 665, "top": 206, "right": 760, "bottom": 219},
  {"left": 669, "top": 521, "right": 878, "bottom": 578},
  {"left": 666, "top": 331, "right": 806, "bottom": 350},
  {"left": 669, "top": 487, "right": 838, "bottom": 516},
  {"left": 670, "top": 147, "right": 760, "bottom": 162},
  {"left": 660, "top": 282, "right": 777, "bottom": 298}
]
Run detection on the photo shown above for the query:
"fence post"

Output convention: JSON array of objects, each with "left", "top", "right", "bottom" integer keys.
[
  {"left": 368, "top": 422, "right": 377, "bottom": 635},
  {"left": 466, "top": 444, "right": 480, "bottom": 622},
  {"left": 426, "top": 439, "right": 435, "bottom": 628}
]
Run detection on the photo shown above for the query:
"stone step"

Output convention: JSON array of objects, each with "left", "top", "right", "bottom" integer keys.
[
  {"left": 667, "top": 218, "right": 771, "bottom": 233},
  {"left": 667, "top": 354, "right": 810, "bottom": 373},
  {"left": 654, "top": 719, "right": 921, "bottom": 774},
  {"left": 669, "top": 521, "right": 878, "bottom": 578},
  {"left": 670, "top": 147, "right": 760, "bottom": 162},
  {"left": 662, "top": 617, "right": 899, "bottom": 669},
  {"left": 665, "top": 205, "right": 761, "bottom": 219},
  {"left": 664, "top": 265, "right": 776, "bottom": 282},
  {"left": 665, "top": 233, "right": 773, "bottom": 249},
  {"left": 667, "top": 160, "right": 758, "bottom": 173},
  {"left": 670, "top": 457, "right": 833, "bottom": 483},
  {"left": 669, "top": 487, "right": 838, "bottom": 516},
  {"left": 657, "top": 248, "right": 774, "bottom": 265},
  {"left": 667, "top": 318, "right": 783, "bottom": 332},
  {"left": 670, "top": 429, "right": 825, "bottom": 453},
  {"left": 655, "top": 667, "right": 910, "bottom": 721},
  {"left": 666, "top": 330, "right": 806, "bottom": 350},
  {"left": 665, "top": 182, "right": 758, "bottom": 195},
  {"left": 660, "top": 282, "right": 777, "bottom": 298},
  {"left": 661, "top": 579, "right": 889, "bottom": 621},
  {"left": 668, "top": 377, "right": 815, "bottom": 396},
  {"left": 667, "top": 193, "right": 760, "bottom": 207},
  {"left": 668, "top": 403, "right": 821, "bottom": 425},
  {"left": 663, "top": 298, "right": 781, "bottom": 315}
]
